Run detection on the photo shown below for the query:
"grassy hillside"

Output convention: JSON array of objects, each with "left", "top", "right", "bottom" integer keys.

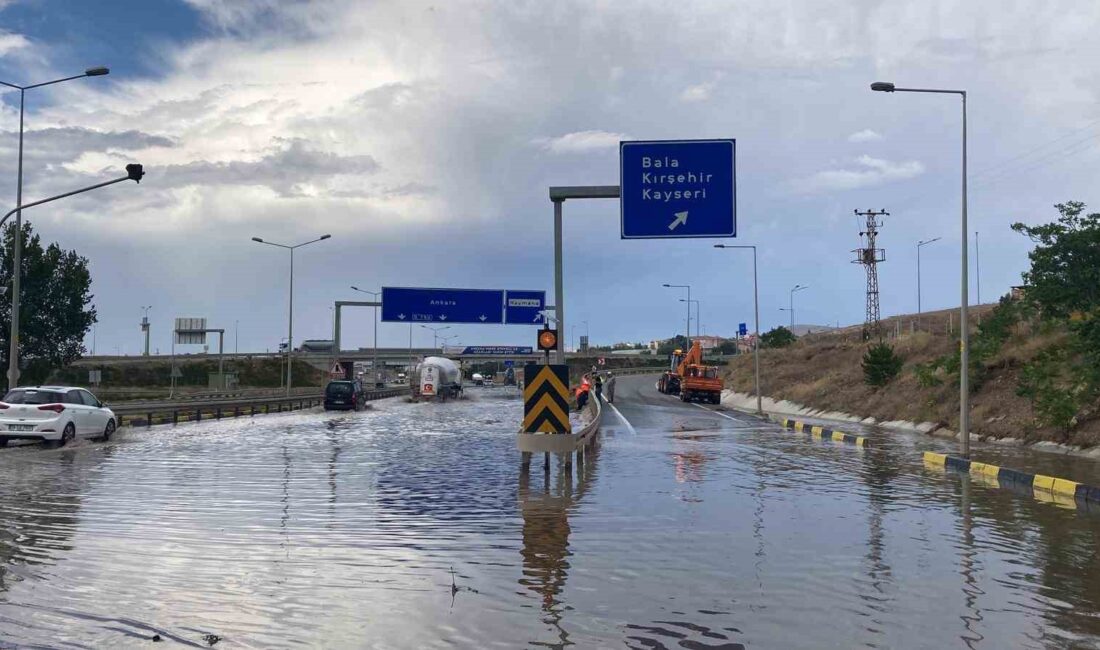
[{"left": 725, "top": 304, "right": 1100, "bottom": 448}]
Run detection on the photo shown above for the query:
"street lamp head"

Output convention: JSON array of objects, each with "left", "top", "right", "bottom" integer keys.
[
  {"left": 350, "top": 286, "right": 360, "bottom": 291},
  {"left": 662, "top": 283, "right": 671, "bottom": 287},
  {"left": 320, "top": 234, "right": 332, "bottom": 240},
  {"left": 870, "top": 81, "right": 895, "bottom": 92},
  {"left": 125, "top": 163, "right": 144, "bottom": 182},
  {"left": 85, "top": 67, "right": 110, "bottom": 77},
  {"left": 251, "top": 237, "right": 264, "bottom": 243}
]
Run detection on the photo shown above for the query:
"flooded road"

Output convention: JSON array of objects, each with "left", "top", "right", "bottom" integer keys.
[{"left": 1, "top": 376, "right": 1100, "bottom": 648}]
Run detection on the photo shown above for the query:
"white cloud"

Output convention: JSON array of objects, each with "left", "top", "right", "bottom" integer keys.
[
  {"left": 680, "top": 81, "right": 716, "bottom": 103},
  {"left": 847, "top": 129, "right": 882, "bottom": 143},
  {"left": 532, "top": 130, "right": 628, "bottom": 154},
  {"left": 794, "top": 155, "right": 925, "bottom": 193},
  {"left": 0, "top": 31, "right": 28, "bottom": 57}
]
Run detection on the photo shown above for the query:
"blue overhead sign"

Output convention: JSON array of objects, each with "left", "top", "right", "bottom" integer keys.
[
  {"left": 504, "top": 290, "right": 547, "bottom": 325},
  {"left": 381, "top": 287, "right": 504, "bottom": 324},
  {"left": 739, "top": 322, "right": 748, "bottom": 336},
  {"left": 620, "top": 139, "right": 736, "bottom": 239},
  {"left": 460, "top": 346, "right": 533, "bottom": 356}
]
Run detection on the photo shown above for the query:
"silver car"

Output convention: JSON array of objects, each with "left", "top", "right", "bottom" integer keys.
[{"left": 0, "top": 386, "right": 117, "bottom": 447}]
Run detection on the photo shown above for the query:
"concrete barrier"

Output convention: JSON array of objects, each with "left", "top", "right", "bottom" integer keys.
[
  {"left": 774, "top": 416, "right": 869, "bottom": 447},
  {"left": 923, "top": 451, "right": 1100, "bottom": 509}
]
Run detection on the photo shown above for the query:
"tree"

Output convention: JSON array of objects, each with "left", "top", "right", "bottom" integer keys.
[
  {"left": 0, "top": 222, "right": 96, "bottom": 386},
  {"left": 760, "top": 326, "right": 796, "bottom": 349},
  {"left": 1011, "top": 201, "right": 1100, "bottom": 318},
  {"left": 862, "top": 343, "right": 903, "bottom": 387},
  {"left": 656, "top": 334, "right": 691, "bottom": 356},
  {"left": 715, "top": 338, "right": 739, "bottom": 355}
]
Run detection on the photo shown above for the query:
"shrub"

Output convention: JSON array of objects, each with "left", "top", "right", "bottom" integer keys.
[
  {"left": 862, "top": 343, "right": 903, "bottom": 387},
  {"left": 760, "top": 326, "right": 796, "bottom": 349}
]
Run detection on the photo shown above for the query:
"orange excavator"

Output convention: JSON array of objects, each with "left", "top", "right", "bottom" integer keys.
[{"left": 656, "top": 340, "right": 724, "bottom": 404}]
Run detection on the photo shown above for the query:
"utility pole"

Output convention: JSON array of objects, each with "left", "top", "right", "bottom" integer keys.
[{"left": 853, "top": 209, "right": 888, "bottom": 340}]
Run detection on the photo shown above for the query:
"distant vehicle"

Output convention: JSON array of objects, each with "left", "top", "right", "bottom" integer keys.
[
  {"left": 299, "top": 339, "right": 335, "bottom": 353},
  {"left": 472, "top": 373, "right": 486, "bottom": 386},
  {"left": 324, "top": 380, "right": 365, "bottom": 411},
  {"left": 0, "top": 386, "right": 116, "bottom": 447},
  {"left": 413, "top": 357, "right": 463, "bottom": 402},
  {"left": 657, "top": 340, "right": 724, "bottom": 404},
  {"left": 484, "top": 377, "right": 495, "bottom": 387},
  {"left": 396, "top": 372, "right": 408, "bottom": 385}
]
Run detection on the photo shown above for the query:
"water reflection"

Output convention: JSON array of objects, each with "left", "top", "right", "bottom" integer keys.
[
  {"left": 0, "top": 447, "right": 107, "bottom": 589},
  {"left": 518, "top": 442, "right": 599, "bottom": 648}
]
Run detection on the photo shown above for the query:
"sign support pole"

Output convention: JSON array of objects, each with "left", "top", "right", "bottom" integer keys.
[
  {"left": 553, "top": 199, "right": 565, "bottom": 364},
  {"left": 548, "top": 186, "right": 620, "bottom": 367}
]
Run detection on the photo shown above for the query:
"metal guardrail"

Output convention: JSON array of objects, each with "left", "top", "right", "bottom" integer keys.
[
  {"left": 604, "top": 366, "right": 666, "bottom": 376},
  {"left": 114, "top": 387, "right": 407, "bottom": 427}
]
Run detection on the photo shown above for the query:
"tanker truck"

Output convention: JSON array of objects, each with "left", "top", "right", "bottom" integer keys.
[{"left": 412, "top": 356, "right": 464, "bottom": 402}]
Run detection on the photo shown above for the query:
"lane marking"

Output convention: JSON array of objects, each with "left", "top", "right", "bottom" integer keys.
[
  {"left": 605, "top": 401, "right": 637, "bottom": 435},
  {"left": 690, "top": 402, "right": 739, "bottom": 421}
]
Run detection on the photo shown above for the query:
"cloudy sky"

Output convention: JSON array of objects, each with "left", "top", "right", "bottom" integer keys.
[{"left": 0, "top": 0, "right": 1098, "bottom": 355}]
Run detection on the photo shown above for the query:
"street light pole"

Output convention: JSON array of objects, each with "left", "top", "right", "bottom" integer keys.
[
  {"left": 714, "top": 244, "right": 762, "bottom": 415},
  {"left": 1, "top": 67, "right": 110, "bottom": 389},
  {"left": 917, "top": 237, "right": 942, "bottom": 327},
  {"left": 975, "top": 231, "right": 981, "bottom": 306},
  {"left": 663, "top": 284, "right": 691, "bottom": 345},
  {"left": 680, "top": 299, "right": 701, "bottom": 339},
  {"left": 872, "top": 80, "right": 970, "bottom": 458},
  {"left": 251, "top": 234, "right": 332, "bottom": 396},
  {"left": 351, "top": 286, "right": 382, "bottom": 386},
  {"left": 0, "top": 164, "right": 143, "bottom": 387},
  {"left": 785, "top": 285, "right": 808, "bottom": 329},
  {"left": 420, "top": 324, "right": 450, "bottom": 352}
]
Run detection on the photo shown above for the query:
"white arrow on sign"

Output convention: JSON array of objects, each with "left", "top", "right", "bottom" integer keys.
[
  {"left": 397, "top": 313, "right": 406, "bottom": 320},
  {"left": 533, "top": 313, "right": 543, "bottom": 323},
  {"left": 668, "top": 211, "right": 688, "bottom": 231},
  {"left": 479, "top": 314, "right": 487, "bottom": 322},
  {"left": 439, "top": 315, "right": 448, "bottom": 321}
]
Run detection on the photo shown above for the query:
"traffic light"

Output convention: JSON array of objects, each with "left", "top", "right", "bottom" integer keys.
[
  {"left": 126, "top": 163, "right": 145, "bottom": 183},
  {"left": 537, "top": 328, "right": 558, "bottom": 353}
]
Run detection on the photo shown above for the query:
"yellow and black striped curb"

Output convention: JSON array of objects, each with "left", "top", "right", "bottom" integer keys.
[
  {"left": 778, "top": 417, "right": 869, "bottom": 447},
  {"left": 923, "top": 451, "right": 1100, "bottom": 509}
]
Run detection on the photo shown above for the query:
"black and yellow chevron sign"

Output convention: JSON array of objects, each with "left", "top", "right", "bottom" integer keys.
[{"left": 522, "top": 364, "right": 571, "bottom": 434}]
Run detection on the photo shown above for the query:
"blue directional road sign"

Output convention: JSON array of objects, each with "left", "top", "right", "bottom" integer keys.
[
  {"left": 460, "top": 346, "right": 533, "bottom": 356},
  {"left": 504, "top": 290, "right": 547, "bottom": 325},
  {"left": 381, "top": 287, "right": 504, "bottom": 324},
  {"left": 739, "top": 322, "right": 748, "bottom": 336},
  {"left": 620, "top": 139, "right": 736, "bottom": 239}
]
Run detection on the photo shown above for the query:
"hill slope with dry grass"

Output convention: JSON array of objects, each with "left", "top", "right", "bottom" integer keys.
[{"left": 724, "top": 304, "right": 1100, "bottom": 448}]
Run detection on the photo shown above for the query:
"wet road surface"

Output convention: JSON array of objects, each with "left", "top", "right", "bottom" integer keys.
[{"left": 1, "top": 376, "right": 1099, "bottom": 648}]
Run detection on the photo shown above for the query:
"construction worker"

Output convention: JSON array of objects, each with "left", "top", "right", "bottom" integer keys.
[{"left": 576, "top": 375, "right": 591, "bottom": 411}]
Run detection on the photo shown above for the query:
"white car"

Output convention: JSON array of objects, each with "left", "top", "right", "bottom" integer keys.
[{"left": 0, "top": 386, "right": 117, "bottom": 447}]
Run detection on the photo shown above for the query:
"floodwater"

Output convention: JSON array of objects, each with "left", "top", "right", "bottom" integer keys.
[{"left": 1, "top": 377, "right": 1099, "bottom": 648}]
